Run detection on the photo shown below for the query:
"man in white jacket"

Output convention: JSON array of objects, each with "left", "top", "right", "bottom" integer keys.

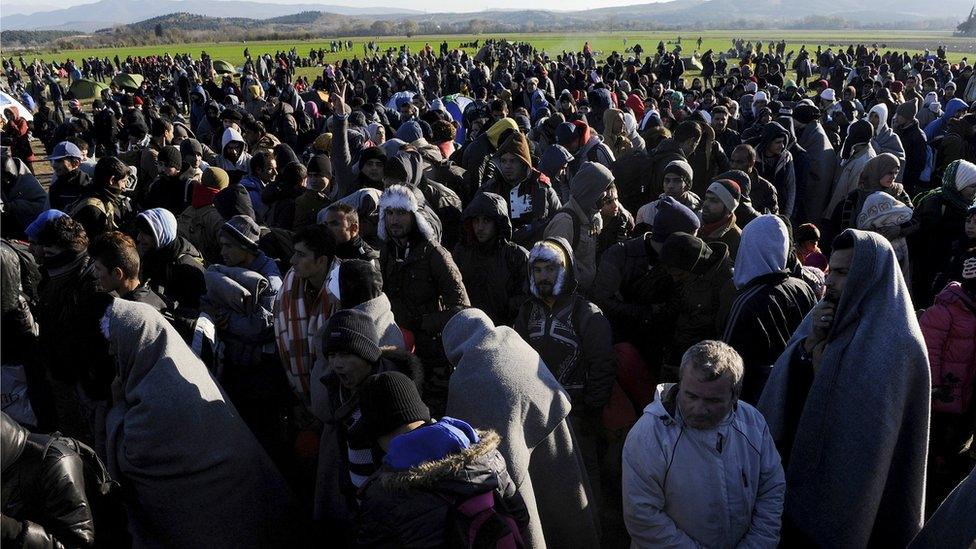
[{"left": 622, "top": 340, "right": 785, "bottom": 548}]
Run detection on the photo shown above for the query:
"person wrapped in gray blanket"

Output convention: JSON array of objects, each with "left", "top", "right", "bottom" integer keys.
[{"left": 201, "top": 214, "right": 292, "bottom": 465}]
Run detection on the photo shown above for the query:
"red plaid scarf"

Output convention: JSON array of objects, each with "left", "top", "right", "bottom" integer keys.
[{"left": 274, "top": 267, "right": 333, "bottom": 405}]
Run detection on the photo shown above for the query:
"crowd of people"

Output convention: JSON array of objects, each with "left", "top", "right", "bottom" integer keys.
[{"left": 1, "top": 35, "right": 975, "bottom": 548}]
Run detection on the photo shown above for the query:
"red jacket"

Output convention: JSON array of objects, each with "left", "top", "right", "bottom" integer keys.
[
  {"left": 3, "top": 110, "right": 34, "bottom": 162},
  {"left": 920, "top": 282, "right": 976, "bottom": 414}
]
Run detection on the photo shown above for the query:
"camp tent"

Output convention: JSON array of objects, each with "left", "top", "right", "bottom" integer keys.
[
  {"left": 113, "top": 73, "right": 144, "bottom": 91},
  {"left": 0, "top": 90, "right": 34, "bottom": 122},
  {"left": 430, "top": 94, "right": 474, "bottom": 143},
  {"left": 682, "top": 55, "right": 704, "bottom": 71},
  {"left": 213, "top": 60, "right": 235, "bottom": 74},
  {"left": 69, "top": 78, "right": 109, "bottom": 100},
  {"left": 385, "top": 91, "right": 415, "bottom": 112}
]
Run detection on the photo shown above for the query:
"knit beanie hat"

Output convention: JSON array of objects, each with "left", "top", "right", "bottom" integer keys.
[
  {"left": 323, "top": 309, "right": 381, "bottom": 364},
  {"left": 707, "top": 179, "right": 742, "bottom": 213},
  {"left": 891, "top": 81, "right": 905, "bottom": 94},
  {"left": 25, "top": 209, "right": 67, "bottom": 240},
  {"left": 158, "top": 146, "right": 182, "bottom": 170},
  {"left": 180, "top": 138, "right": 204, "bottom": 157},
  {"left": 660, "top": 232, "right": 713, "bottom": 274},
  {"left": 395, "top": 121, "right": 423, "bottom": 143},
  {"left": 201, "top": 167, "right": 230, "bottom": 190},
  {"left": 556, "top": 122, "right": 578, "bottom": 146},
  {"left": 895, "top": 100, "right": 918, "bottom": 120},
  {"left": 664, "top": 159, "right": 694, "bottom": 182},
  {"left": 359, "top": 146, "right": 387, "bottom": 168},
  {"left": 651, "top": 196, "right": 701, "bottom": 243},
  {"left": 339, "top": 259, "right": 383, "bottom": 308},
  {"left": 349, "top": 371, "right": 430, "bottom": 444},
  {"left": 716, "top": 170, "right": 752, "bottom": 199},
  {"left": 955, "top": 160, "right": 976, "bottom": 192},
  {"left": 307, "top": 154, "right": 332, "bottom": 178},
  {"left": 220, "top": 214, "right": 261, "bottom": 252}
]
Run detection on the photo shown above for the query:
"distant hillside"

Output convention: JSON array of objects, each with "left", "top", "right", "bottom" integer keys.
[{"left": 0, "top": 0, "right": 419, "bottom": 32}]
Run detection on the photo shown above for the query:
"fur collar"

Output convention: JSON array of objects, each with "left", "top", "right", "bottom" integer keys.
[{"left": 378, "top": 429, "right": 500, "bottom": 491}]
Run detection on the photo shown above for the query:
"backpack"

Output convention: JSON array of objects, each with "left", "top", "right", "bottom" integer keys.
[
  {"left": 444, "top": 491, "right": 525, "bottom": 549},
  {"left": 44, "top": 433, "right": 131, "bottom": 547},
  {"left": 68, "top": 197, "right": 118, "bottom": 232},
  {"left": 552, "top": 205, "right": 584, "bottom": 252}
]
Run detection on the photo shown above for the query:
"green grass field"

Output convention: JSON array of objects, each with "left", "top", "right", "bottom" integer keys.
[{"left": 10, "top": 30, "right": 972, "bottom": 80}]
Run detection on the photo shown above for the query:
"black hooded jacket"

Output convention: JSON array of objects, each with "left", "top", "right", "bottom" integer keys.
[{"left": 451, "top": 192, "right": 529, "bottom": 326}]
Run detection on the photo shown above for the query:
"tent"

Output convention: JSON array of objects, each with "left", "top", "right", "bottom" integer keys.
[
  {"left": 681, "top": 55, "right": 703, "bottom": 71},
  {"left": 430, "top": 94, "right": 474, "bottom": 143},
  {"left": 213, "top": 60, "right": 235, "bottom": 74},
  {"left": 0, "top": 90, "right": 33, "bottom": 122},
  {"left": 69, "top": 78, "right": 109, "bottom": 100},
  {"left": 113, "top": 73, "right": 144, "bottom": 91},
  {"left": 385, "top": 91, "right": 415, "bottom": 112}
]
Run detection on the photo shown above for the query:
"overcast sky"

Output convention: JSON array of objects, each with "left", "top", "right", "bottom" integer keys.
[{"left": 4, "top": 0, "right": 662, "bottom": 14}]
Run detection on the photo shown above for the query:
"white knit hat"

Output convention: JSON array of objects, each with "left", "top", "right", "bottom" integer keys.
[{"left": 955, "top": 160, "right": 976, "bottom": 192}]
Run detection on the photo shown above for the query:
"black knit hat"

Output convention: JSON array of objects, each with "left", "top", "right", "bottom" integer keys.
[
  {"left": 350, "top": 371, "right": 430, "bottom": 442},
  {"left": 307, "top": 154, "right": 332, "bottom": 178},
  {"left": 323, "top": 309, "right": 381, "bottom": 364},
  {"left": 660, "top": 232, "right": 713, "bottom": 275},
  {"left": 339, "top": 259, "right": 383, "bottom": 308}
]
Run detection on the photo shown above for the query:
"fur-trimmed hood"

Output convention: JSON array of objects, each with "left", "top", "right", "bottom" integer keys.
[
  {"left": 528, "top": 236, "right": 578, "bottom": 298},
  {"left": 377, "top": 184, "right": 437, "bottom": 242},
  {"left": 376, "top": 429, "right": 501, "bottom": 491}
]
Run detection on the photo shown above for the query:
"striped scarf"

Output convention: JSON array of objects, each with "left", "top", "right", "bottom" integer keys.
[{"left": 274, "top": 267, "right": 334, "bottom": 405}]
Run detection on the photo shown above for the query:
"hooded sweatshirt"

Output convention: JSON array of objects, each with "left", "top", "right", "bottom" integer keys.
[
  {"left": 215, "top": 127, "right": 252, "bottom": 176},
  {"left": 755, "top": 122, "right": 797, "bottom": 217},
  {"left": 452, "top": 192, "right": 529, "bottom": 326},
  {"left": 544, "top": 162, "right": 613, "bottom": 294},
  {"left": 723, "top": 215, "right": 817, "bottom": 402},
  {"left": 925, "top": 97, "right": 969, "bottom": 141},
  {"left": 444, "top": 309, "right": 599, "bottom": 549},
  {"left": 758, "top": 230, "right": 929, "bottom": 548}
]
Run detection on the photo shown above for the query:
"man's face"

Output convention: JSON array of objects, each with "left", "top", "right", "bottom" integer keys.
[
  {"left": 498, "top": 152, "right": 527, "bottom": 184},
  {"left": 907, "top": 76, "right": 917, "bottom": 89},
  {"left": 663, "top": 170, "right": 691, "bottom": 196},
  {"left": 652, "top": 82, "right": 664, "bottom": 96},
  {"left": 290, "top": 241, "right": 327, "bottom": 280},
  {"left": 398, "top": 103, "right": 414, "bottom": 120},
  {"left": 224, "top": 142, "right": 244, "bottom": 163},
  {"left": 767, "top": 136, "right": 786, "bottom": 157},
  {"left": 600, "top": 189, "right": 619, "bottom": 218},
  {"left": 325, "top": 210, "right": 356, "bottom": 243},
  {"left": 51, "top": 158, "right": 77, "bottom": 177},
  {"left": 677, "top": 367, "right": 735, "bottom": 430},
  {"left": 712, "top": 112, "right": 728, "bottom": 132},
  {"left": 491, "top": 107, "right": 508, "bottom": 122},
  {"left": 329, "top": 353, "right": 373, "bottom": 389},
  {"left": 184, "top": 152, "right": 202, "bottom": 169},
  {"left": 532, "top": 260, "right": 561, "bottom": 298},
  {"left": 362, "top": 159, "right": 384, "bottom": 183},
  {"left": 135, "top": 231, "right": 156, "bottom": 257},
  {"left": 701, "top": 191, "right": 727, "bottom": 223},
  {"left": 219, "top": 235, "right": 251, "bottom": 267},
  {"left": 92, "top": 259, "right": 122, "bottom": 293},
  {"left": 680, "top": 137, "right": 699, "bottom": 157},
  {"left": 824, "top": 247, "right": 854, "bottom": 304},
  {"left": 385, "top": 208, "right": 413, "bottom": 240},
  {"left": 471, "top": 215, "right": 497, "bottom": 244},
  {"left": 730, "top": 149, "right": 753, "bottom": 172},
  {"left": 257, "top": 158, "right": 277, "bottom": 184}
]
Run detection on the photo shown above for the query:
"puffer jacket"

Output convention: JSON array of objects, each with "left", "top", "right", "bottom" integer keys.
[
  {"left": 622, "top": 383, "right": 785, "bottom": 549},
  {"left": 1, "top": 413, "right": 96, "bottom": 548},
  {"left": 452, "top": 192, "right": 529, "bottom": 326},
  {"left": 178, "top": 202, "right": 224, "bottom": 265},
  {"left": 355, "top": 427, "right": 529, "bottom": 548},
  {"left": 1, "top": 155, "right": 47, "bottom": 239},
  {"left": 920, "top": 282, "right": 976, "bottom": 415}
]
